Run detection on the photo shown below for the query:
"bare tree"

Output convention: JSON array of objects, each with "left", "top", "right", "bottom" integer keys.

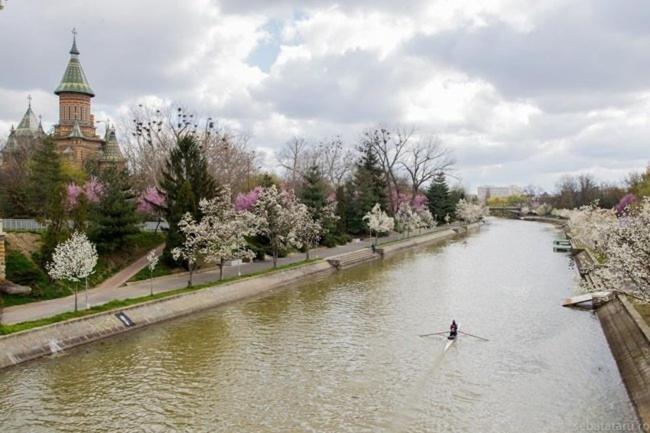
[
  {"left": 120, "top": 104, "right": 257, "bottom": 193},
  {"left": 315, "top": 136, "right": 354, "bottom": 188},
  {"left": 279, "top": 137, "right": 311, "bottom": 192},
  {"left": 401, "top": 135, "right": 454, "bottom": 200},
  {"left": 363, "top": 126, "right": 414, "bottom": 213}
]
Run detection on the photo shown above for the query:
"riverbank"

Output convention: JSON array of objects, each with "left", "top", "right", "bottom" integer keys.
[
  {"left": 560, "top": 226, "right": 650, "bottom": 431},
  {"left": 0, "top": 223, "right": 471, "bottom": 370}
]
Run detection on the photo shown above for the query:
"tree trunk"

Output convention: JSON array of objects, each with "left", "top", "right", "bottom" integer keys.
[
  {"left": 188, "top": 265, "right": 194, "bottom": 287},
  {"left": 74, "top": 284, "right": 78, "bottom": 312},
  {"left": 150, "top": 269, "right": 154, "bottom": 296},
  {"left": 306, "top": 248, "right": 310, "bottom": 261},
  {"left": 85, "top": 277, "right": 89, "bottom": 310},
  {"left": 219, "top": 258, "right": 224, "bottom": 281},
  {"left": 273, "top": 250, "right": 278, "bottom": 268}
]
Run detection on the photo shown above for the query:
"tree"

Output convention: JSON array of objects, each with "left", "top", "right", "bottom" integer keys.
[
  {"left": 146, "top": 249, "right": 159, "bottom": 296},
  {"left": 627, "top": 166, "right": 650, "bottom": 198},
  {"left": 363, "top": 126, "right": 412, "bottom": 213},
  {"left": 159, "top": 135, "right": 218, "bottom": 265},
  {"left": 347, "top": 141, "right": 388, "bottom": 235},
  {"left": 171, "top": 212, "right": 206, "bottom": 287},
  {"left": 90, "top": 168, "right": 141, "bottom": 253},
  {"left": 293, "top": 203, "right": 322, "bottom": 260},
  {"left": 26, "top": 137, "right": 65, "bottom": 219},
  {"left": 197, "top": 187, "right": 259, "bottom": 280},
  {"left": 46, "top": 232, "right": 98, "bottom": 312},
  {"left": 300, "top": 165, "right": 329, "bottom": 214},
  {"left": 363, "top": 203, "right": 394, "bottom": 246},
  {"left": 427, "top": 172, "right": 455, "bottom": 224},
  {"left": 395, "top": 203, "right": 422, "bottom": 237},
  {"left": 456, "top": 199, "right": 488, "bottom": 223},
  {"left": 279, "top": 137, "right": 310, "bottom": 192},
  {"left": 401, "top": 136, "right": 454, "bottom": 201},
  {"left": 251, "top": 186, "right": 303, "bottom": 268},
  {"left": 587, "top": 197, "right": 650, "bottom": 301},
  {"left": 315, "top": 136, "right": 354, "bottom": 188}
]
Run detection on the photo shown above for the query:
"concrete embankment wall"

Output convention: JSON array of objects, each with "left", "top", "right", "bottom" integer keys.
[
  {"left": 0, "top": 261, "right": 335, "bottom": 370},
  {"left": 560, "top": 225, "right": 650, "bottom": 432},
  {"left": 597, "top": 295, "right": 650, "bottom": 430},
  {"left": 0, "top": 223, "right": 481, "bottom": 370}
]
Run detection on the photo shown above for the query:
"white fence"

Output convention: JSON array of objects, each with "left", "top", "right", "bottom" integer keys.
[{"left": 1, "top": 219, "right": 168, "bottom": 232}]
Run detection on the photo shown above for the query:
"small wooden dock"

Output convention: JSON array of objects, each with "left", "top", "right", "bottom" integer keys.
[{"left": 562, "top": 291, "right": 614, "bottom": 309}]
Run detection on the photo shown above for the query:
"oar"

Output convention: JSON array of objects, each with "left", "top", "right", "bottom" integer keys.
[
  {"left": 458, "top": 330, "right": 489, "bottom": 341},
  {"left": 419, "top": 331, "right": 448, "bottom": 337}
]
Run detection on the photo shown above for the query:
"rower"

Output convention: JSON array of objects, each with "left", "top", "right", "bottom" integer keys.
[{"left": 449, "top": 320, "right": 458, "bottom": 339}]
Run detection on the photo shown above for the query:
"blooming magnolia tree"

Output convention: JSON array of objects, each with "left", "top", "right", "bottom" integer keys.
[
  {"left": 293, "top": 203, "right": 323, "bottom": 260},
  {"left": 47, "top": 232, "right": 98, "bottom": 312},
  {"left": 146, "top": 249, "right": 159, "bottom": 296},
  {"left": 566, "top": 203, "right": 617, "bottom": 255},
  {"left": 198, "top": 186, "right": 260, "bottom": 279},
  {"left": 395, "top": 203, "right": 422, "bottom": 236},
  {"left": 417, "top": 208, "right": 436, "bottom": 229},
  {"left": 586, "top": 198, "right": 650, "bottom": 301},
  {"left": 456, "top": 199, "right": 487, "bottom": 223},
  {"left": 172, "top": 212, "right": 207, "bottom": 287},
  {"left": 252, "top": 186, "right": 304, "bottom": 268},
  {"left": 363, "top": 203, "right": 395, "bottom": 246},
  {"left": 534, "top": 203, "right": 553, "bottom": 216}
]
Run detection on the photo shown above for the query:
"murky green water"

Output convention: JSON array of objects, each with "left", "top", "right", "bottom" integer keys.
[{"left": 0, "top": 219, "right": 640, "bottom": 432}]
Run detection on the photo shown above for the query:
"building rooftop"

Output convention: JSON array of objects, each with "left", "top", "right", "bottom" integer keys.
[{"left": 54, "top": 33, "right": 95, "bottom": 97}]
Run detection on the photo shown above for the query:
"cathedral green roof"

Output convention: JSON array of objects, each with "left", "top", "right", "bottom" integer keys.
[{"left": 54, "top": 35, "right": 94, "bottom": 97}]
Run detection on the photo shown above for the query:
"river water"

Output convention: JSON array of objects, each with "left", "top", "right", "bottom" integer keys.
[{"left": 0, "top": 219, "right": 639, "bottom": 432}]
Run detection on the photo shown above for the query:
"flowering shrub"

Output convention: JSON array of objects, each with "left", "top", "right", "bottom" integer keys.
[
  {"left": 234, "top": 186, "right": 263, "bottom": 211},
  {"left": 137, "top": 186, "right": 166, "bottom": 216},
  {"left": 456, "top": 199, "right": 488, "bottom": 223}
]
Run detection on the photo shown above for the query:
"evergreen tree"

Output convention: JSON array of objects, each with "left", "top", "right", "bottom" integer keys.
[
  {"left": 426, "top": 172, "right": 454, "bottom": 224},
  {"left": 90, "top": 167, "right": 141, "bottom": 253},
  {"left": 159, "top": 135, "right": 218, "bottom": 265},
  {"left": 26, "top": 137, "right": 69, "bottom": 265},
  {"left": 300, "top": 165, "right": 328, "bottom": 216},
  {"left": 347, "top": 142, "right": 387, "bottom": 234},
  {"left": 26, "top": 137, "right": 64, "bottom": 220}
]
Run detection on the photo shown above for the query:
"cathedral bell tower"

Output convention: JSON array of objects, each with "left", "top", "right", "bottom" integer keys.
[{"left": 52, "top": 29, "right": 103, "bottom": 167}]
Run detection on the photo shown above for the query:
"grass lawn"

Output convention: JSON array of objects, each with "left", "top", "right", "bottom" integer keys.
[
  {"left": 0, "top": 258, "right": 320, "bottom": 335},
  {"left": 1, "top": 232, "right": 165, "bottom": 308}
]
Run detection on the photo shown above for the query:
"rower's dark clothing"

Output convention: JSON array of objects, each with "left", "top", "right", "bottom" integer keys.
[{"left": 449, "top": 321, "right": 458, "bottom": 337}]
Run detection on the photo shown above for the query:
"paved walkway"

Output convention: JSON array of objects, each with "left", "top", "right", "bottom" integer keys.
[
  {"left": 1, "top": 227, "right": 454, "bottom": 325},
  {"left": 94, "top": 244, "right": 165, "bottom": 291}
]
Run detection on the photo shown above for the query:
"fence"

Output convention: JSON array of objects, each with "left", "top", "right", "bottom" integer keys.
[{"left": 1, "top": 219, "right": 168, "bottom": 233}]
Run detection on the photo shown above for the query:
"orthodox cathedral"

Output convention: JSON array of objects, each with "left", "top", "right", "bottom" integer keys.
[{"left": 1, "top": 32, "right": 125, "bottom": 169}]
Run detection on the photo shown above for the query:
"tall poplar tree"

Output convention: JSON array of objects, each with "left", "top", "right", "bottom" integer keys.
[{"left": 159, "top": 135, "right": 218, "bottom": 265}]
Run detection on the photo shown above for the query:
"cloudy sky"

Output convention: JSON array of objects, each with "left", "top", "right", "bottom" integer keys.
[{"left": 0, "top": 0, "right": 648, "bottom": 192}]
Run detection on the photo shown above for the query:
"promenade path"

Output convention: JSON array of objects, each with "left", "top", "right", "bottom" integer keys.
[{"left": 1, "top": 228, "right": 454, "bottom": 325}]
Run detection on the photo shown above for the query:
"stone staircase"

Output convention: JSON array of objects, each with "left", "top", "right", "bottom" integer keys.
[{"left": 327, "top": 248, "right": 378, "bottom": 269}]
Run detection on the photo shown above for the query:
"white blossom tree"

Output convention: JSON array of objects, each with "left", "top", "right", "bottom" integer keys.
[
  {"left": 566, "top": 203, "right": 616, "bottom": 255},
  {"left": 172, "top": 213, "right": 208, "bottom": 287},
  {"left": 363, "top": 203, "right": 395, "bottom": 246},
  {"left": 293, "top": 203, "right": 323, "bottom": 260},
  {"left": 456, "top": 199, "right": 487, "bottom": 223},
  {"left": 199, "top": 187, "right": 260, "bottom": 280},
  {"left": 417, "top": 208, "right": 436, "bottom": 229},
  {"left": 146, "top": 249, "right": 159, "bottom": 296},
  {"left": 252, "top": 186, "right": 303, "bottom": 268},
  {"left": 47, "top": 232, "right": 98, "bottom": 312},
  {"left": 395, "top": 203, "right": 422, "bottom": 237},
  {"left": 581, "top": 198, "right": 650, "bottom": 301}
]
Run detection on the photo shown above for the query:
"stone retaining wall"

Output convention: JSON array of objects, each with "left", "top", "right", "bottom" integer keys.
[
  {"left": 0, "top": 261, "right": 335, "bottom": 370},
  {"left": 597, "top": 295, "right": 650, "bottom": 430}
]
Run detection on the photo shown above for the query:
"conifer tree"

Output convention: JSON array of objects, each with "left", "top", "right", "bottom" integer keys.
[
  {"left": 426, "top": 172, "right": 454, "bottom": 224},
  {"left": 347, "top": 142, "right": 387, "bottom": 234},
  {"left": 159, "top": 135, "right": 218, "bottom": 265},
  {"left": 300, "top": 165, "right": 328, "bottom": 216},
  {"left": 90, "top": 167, "right": 141, "bottom": 253},
  {"left": 27, "top": 137, "right": 69, "bottom": 265}
]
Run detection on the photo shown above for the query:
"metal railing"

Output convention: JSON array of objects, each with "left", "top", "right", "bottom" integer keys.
[{"left": 1, "top": 218, "right": 168, "bottom": 233}]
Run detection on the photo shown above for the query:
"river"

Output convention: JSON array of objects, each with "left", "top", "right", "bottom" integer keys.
[{"left": 0, "top": 218, "right": 639, "bottom": 432}]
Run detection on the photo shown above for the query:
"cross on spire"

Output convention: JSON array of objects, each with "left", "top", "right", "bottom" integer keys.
[
  {"left": 70, "top": 28, "right": 80, "bottom": 55},
  {"left": 27, "top": 94, "right": 32, "bottom": 108}
]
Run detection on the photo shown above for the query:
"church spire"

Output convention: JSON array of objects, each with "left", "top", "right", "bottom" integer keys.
[{"left": 54, "top": 29, "right": 95, "bottom": 97}]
